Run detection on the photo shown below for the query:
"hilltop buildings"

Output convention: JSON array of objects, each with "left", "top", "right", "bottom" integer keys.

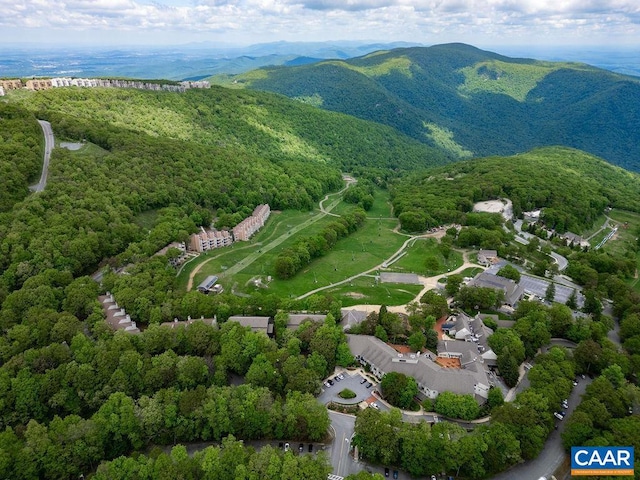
[{"left": 0, "top": 77, "right": 210, "bottom": 93}]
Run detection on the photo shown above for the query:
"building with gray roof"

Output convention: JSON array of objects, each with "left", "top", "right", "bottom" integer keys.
[
  {"left": 197, "top": 275, "right": 219, "bottom": 293},
  {"left": 286, "top": 313, "right": 326, "bottom": 330},
  {"left": 468, "top": 271, "right": 525, "bottom": 307},
  {"left": 347, "top": 334, "right": 491, "bottom": 403},
  {"left": 341, "top": 309, "right": 369, "bottom": 330},
  {"left": 228, "top": 315, "right": 274, "bottom": 337}
]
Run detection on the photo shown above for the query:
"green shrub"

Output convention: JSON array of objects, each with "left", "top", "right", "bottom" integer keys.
[{"left": 339, "top": 388, "right": 357, "bottom": 399}]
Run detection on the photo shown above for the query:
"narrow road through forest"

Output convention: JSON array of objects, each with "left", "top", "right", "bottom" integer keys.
[{"left": 29, "top": 120, "right": 54, "bottom": 193}]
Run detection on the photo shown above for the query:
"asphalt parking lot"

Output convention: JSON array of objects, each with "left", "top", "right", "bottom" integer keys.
[{"left": 317, "top": 370, "right": 378, "bottom": 406}]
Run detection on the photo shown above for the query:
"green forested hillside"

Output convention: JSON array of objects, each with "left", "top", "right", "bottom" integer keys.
[
  {"left": 0, "top": 104, "right": 43, "bottom": 211},
  {"left": 391, "top": 147, "right": 640, "bottom": 233},
  {"left": 16, "top": 86, "right": 448, "bottom": 172},
  {"left": 0, "top": 86, "right": 448, "bottom": 292},
  {"left": 218, "top": 43, "right": 640, "bottom": 171}
]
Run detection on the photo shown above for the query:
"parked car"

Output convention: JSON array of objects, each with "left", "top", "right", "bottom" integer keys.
[
  {"left": 366, "top": 382, "right": 373, "bottom": 388},
  {"left": 327, "top": 379, "right": 334, "bottom": 385},
  {"left": 360, "top": 378, "right": 367, "bottom": 384},
  {"left": 279, "top": 442, "right": 283, "bottom": 449},
  {"left": 393, "top": 470, "right": 399, "bottom": 479},
  {"left": 284, "top": 443, "right": 290, "bottom": 452},
  {"left": 385, "top": 467, "right": 390, "bottom": 477},
  {"left": 324, "top": 382, "right": 331, "bottom": 388},
  {"left": 333, "top": 376, "right": 340, "bottom": 382},
  {"left": 371, "top": 402, "right": 379, "bottom": 409},
  {"left": 337, "top": 373, "right": 345, "bottom": 380},
  {"left": 554, "top": 412, "right": 564, "bottom": 420},
  {"left": 299, "top": 443, "right": 304, "bottom": 452},
  {"left": 308, "top": 444, "right": 313, "bottom": 452}
]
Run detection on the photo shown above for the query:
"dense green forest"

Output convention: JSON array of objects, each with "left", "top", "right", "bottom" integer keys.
[
  {"left": 0, "top": 103, "right": 43, "bottom": 211},
  {"left": 0, "top": 86, "right": 450, "bottom": 296},
  {"left": 219, "top": 43, "right": 640, "bottom": 171},
  {"left": 14, "top": 86, "right": 449, "bottom": 172},
  {"left": 390, "top": 147, "right": 640, "bottom": 233},
  {"left": 2, "top": 70, "right": 640, "bottom": 478}
]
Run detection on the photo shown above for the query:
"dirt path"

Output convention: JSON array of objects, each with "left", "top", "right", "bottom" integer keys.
[
  {"left": 296, "top": 229, "right": 472, "bottom": 302},
  {"left": 343, "top": 251, "right": 482, "bottom": 315}
]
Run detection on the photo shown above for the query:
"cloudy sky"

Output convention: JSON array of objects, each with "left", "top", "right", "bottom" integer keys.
[{"left": 1, "top": 0, "right": 639, "bottom": 48}]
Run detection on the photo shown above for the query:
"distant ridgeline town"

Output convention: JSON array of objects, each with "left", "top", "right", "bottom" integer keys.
[{"left": 0, "top": 77, "right": 210, "bottom": 95}]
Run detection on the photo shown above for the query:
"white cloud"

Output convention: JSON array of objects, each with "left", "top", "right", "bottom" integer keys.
[{"left": 0, "top": 0, "right": 638, "bottom": 45}]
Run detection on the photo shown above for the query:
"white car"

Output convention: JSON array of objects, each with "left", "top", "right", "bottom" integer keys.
[
  {"left": 337, "top": 373, "right": 345, "bottom": 380},
  {"left": 371, "top": 402, "right": 379, "bottom": 409},
  {"left": 324, "top": 382, "right": 331, "bottom": 388}
]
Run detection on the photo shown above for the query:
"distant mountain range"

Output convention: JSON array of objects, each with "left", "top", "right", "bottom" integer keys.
[
  {"left": 0, "top": 41, "right": 421, "bottom": 81},
  {"left": 215, "top": 43, "right": 640, "bottom": 172}
]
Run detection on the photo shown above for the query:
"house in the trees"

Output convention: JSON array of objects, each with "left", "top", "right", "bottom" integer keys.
[
  {"left": 477, "top": 249, "right": 498, "bottom": 266},
  {"left": 286, "top": 313, "right": 326, "bottom": 330},
  {"left": 468, "top": 271, "right": 525, "bottom": 307},
  {"left": 341, "top": 309, "right": 369, "bottom": 330},
  {"left": 228, "top": 315, "right": 274, "bottom": 338},
  {"left": 98, "top": 293, "right": 141, "bottom": 334},
  {"left": 441, "top": 312, "right": 497, "bottom": 368},
  {"left": 161, "top": 316, "right": 217, "bottom": 329}
]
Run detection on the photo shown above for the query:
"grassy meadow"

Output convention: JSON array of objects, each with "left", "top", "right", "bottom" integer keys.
[{"left": 178, "top": 187, "right": 446, "bottom": 304}]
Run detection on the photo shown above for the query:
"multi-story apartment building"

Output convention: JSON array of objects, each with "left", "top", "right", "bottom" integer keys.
[
  {"left": 232, "top": 204, "right": 271, "bottom": 241},
  {"left": 189, "top": 228, "right": 234, "bottom": 252},
  {"left": 26, "top": 79, "right": 52, "bottom": 90},
  {"left": 0, "top": 79, "right": 23, "bottom": 90}
]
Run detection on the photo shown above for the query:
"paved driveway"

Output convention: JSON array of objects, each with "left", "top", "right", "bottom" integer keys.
[{"left": 318, "top": 370, "right": 377, "bottom": 406}]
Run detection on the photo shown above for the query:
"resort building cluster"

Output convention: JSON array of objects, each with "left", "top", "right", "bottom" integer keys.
[
  {"left": 189, "top": 204, "right": 270, "bottom": 252},
  {"left": 0, "top": 78, "right": 210, "bottom": 95}
]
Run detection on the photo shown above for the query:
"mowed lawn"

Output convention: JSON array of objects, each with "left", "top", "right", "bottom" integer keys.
[
  {"left": 321, "top": 276, "right": 424, "bottom": 307},
  {"left": 182, "top": 187, "right": 413, "bottom": 299},
  {"left": 386, "top": 237, "right": 463, "bottom": 276}
]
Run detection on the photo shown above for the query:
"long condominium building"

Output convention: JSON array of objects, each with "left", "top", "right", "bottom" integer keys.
[
  {"left": 232, "top": 204, "right": 271, "bottom": 241},
  {"left": 189, "top": 228, "right": 233, "bottom": 252}
]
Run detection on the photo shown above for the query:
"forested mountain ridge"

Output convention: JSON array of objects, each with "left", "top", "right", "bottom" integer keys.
[
  {"left": 0, "top": 86, "right": 447, "bottom": 294},
  {"left": 216, "top": 43, "right": 640, "bottom": 171},
  {"left": 391, "top": 146, "right": 640, "bottom": 233}
]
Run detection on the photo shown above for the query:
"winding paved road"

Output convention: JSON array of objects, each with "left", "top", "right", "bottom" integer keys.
[{"left": 29, "top": 120, "right": 54, "bottom": 193}]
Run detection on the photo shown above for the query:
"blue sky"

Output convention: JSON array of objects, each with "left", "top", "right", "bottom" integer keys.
[{"left": 1, "top": 0, "right": 639, "bottom": 48}]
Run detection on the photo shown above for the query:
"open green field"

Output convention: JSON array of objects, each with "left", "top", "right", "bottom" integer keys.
[
  {"left": 331, "top": 187, "right": 396, "bottom": 220},
  {"left": 321, "top": 276, "right": 423, "bottom": 307},
  {"left": 181, "top": 186, "right": 421, "bottom": 301},
  {"left": 229, "top": 215, "right": 404, "bottom": 298},
  {"left": 386, "top": 237, "right": 463, "bottom": 276}
]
